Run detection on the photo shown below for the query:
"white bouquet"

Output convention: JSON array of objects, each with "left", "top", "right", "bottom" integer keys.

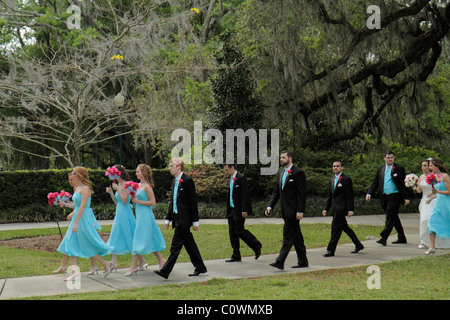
[{"left": 404, "top": 173, "right": 419, "bottom": 188}]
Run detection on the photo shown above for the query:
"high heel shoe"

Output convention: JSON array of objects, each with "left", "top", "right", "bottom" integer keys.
[
  {"left": 424, "top": 248, "right": 436, "bottom": 255},
  {"left": 52, "top": 266, "right": 68, "bottom": 274},
  {"left": 138, "top": 259, "right": 147, "bottom": 271},
  {"left": 103, "top": 262, "right": 112, "bottom": 278},
  {"left": 124, "top": 267, "right": 139, "bottom": 277},
  {"left": 110, "top": 263, "right": 119, "bottom": 273},
  {"left": 87, "top": 266, "right": 98, "bottom": 275}
]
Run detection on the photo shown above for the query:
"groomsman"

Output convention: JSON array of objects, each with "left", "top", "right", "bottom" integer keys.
[
  {"left": 265, "top": 150, "right": 308, "bottom": 270},
  {"left": 223, "top": 164, "right": 262, "bottom": 262},
  {"left": 322, "top": 161, "right": 364, "bottom": 257},
  {"left": 366, "top": 150, "right": 410, "bottom": 245},
  {"left": 154, "top": 158, "right": 207, "bottom": 279}
]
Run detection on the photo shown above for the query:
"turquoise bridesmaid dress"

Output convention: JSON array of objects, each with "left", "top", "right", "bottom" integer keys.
[
  {"left": 57, "top": 193, "right": 111, "bottom": 258},
  {"left": 106, "top": 192, "right": 136, "bottom": 255},
  {"left": 428, "top": 180, "right": 450, "bottom": 239},
  {"left": 132, "top": 189, "right": 166, "bottom": 255}
]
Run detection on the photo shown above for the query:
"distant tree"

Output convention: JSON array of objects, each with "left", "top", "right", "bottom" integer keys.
[{"left": 237, "top": 0, "right": 450, "bottom": 152}]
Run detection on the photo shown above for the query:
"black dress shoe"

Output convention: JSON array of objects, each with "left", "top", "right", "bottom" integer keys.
[
  {"left": 225, "top": 258, "right": 241, "bottom": 262},
  {"left": 376, "top": 238, "right": 387, "bottom": 246},
  {"left": 189, "top": 269, "right": 207, "bottom": 277},
  {"left": 351, "top": 245, "right": 364, "bottom": 253},
  {"left": 323, "top": 251, "right": 334, "bottom": 257},
  {"left": 392, "top": 238, "right": 407, "bottom": 244},
  {"left": 291, "top": 263, "right": 309, "bottom": 268},
  {"left": 254, "top": 247, "right": 262, "bottom": 260},
  {"left": 153, "top": 270, "right": 169, "bottom": 279},
  {"left": 269, "top": 261, "right": 284, "bottom": 270}
]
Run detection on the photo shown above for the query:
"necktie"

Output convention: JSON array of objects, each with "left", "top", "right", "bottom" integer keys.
[
  {"left": 229, "top": 177, "right": 234, "bottom": 208},
  {"left": 282, "top": 169, "right": 288, "bottom": 189},
  {"left": 334, "top": 176, "right": 339, "bottom": 189},
  {"left": 173, "top": 179, "right": 179, "bottom": 213}
]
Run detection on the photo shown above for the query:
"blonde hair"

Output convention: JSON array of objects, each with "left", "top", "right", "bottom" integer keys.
[
  {"left": 170, "top": 157, "right": 185, "bottom": 171},
  {"left": 72, "top": 166, "right": 94, "bottom": 193},
  {"left": 137, "top": 164, "right": 154, "bottom": 188}
]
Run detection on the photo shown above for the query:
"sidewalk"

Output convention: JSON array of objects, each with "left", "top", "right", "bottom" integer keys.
[{"left": 0, "top": 213, "right": 448, "bottom": 299}]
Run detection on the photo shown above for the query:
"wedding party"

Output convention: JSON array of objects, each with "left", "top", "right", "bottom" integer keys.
[{"left": 47, "top": 152, "right": 450, "bottom": 282}]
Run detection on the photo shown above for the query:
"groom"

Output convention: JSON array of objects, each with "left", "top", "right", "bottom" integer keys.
[
  {"left": 265, "top": 150, "right": 308, "bottom": 269},
  {"left": 366, "top": 150, "right": 410, "bottom": 245},
  {"left": 154, "top": 157, "right": 207, "bottom": 279}
]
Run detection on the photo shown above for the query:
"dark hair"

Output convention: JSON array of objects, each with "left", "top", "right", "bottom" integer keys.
[
  {"left": 114, "top": 164, "right": 131, "bottom": 181},
  {"left": 281, "top": 150, "right": 294, "bottom": 159},
  {"left": 333, "top": 161, "right": 344, "bottom": 167},
  {"left": 383, "top": 150, "right": 394, "bottom": 156},
  {"left": 431, "top": 158, "right": 448, "bottom": 173},
  {"left": 224, "top": 164, "right": 235, "bottom": 169}
]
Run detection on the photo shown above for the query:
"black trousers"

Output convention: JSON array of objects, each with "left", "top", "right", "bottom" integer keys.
[
  {"left": 159, "top": 225, "right": 207, "bottom": 277},
  {"left": 276, "top": 218, "right": 308, "bottom": 266},
  {"left": 380, "top": 193, "right": 406, "bottom": 240},
  {"left": 227, "top": 215, "right": 262, "bottom": 260},
  {"left": 327, "top": 214, "right": 362, "bottom": 253}
]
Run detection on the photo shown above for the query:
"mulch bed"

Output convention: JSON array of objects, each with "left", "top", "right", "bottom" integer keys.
[{"left": 0, "top": 233, "right": 110, "bottom": 253}]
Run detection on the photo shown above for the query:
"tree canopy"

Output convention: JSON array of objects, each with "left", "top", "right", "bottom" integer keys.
[{"left": 0, "top": 0, "right": 449, "bottom": 170}]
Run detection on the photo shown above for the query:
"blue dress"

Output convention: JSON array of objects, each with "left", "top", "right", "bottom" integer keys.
[
  {"left": 428, "top": 180, "right": 450, "bottom": 239},
  {"left": 57, "top": 193, "right": 111, "bottom": 258},
  {"left": 106, "top": 192, "right": 136, "bottom": 255},
  {"left": 132, "top": 189, "right": 166, "bottom": 255}
]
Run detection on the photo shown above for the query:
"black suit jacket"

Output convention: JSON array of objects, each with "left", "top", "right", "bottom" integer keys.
[
  {"left": 226, "top": 172, "right": 253, "bottom": 218},
  {"left": 166, "top": 173, "right": 199, "bottom": 229},
  {"left": 367, "top": 163, "right": 409, "bottom": 206},
  {"left": 324, "top": 173, "right": 354, "bottom": 216},
  {"left": 267, "top": 165, "right": 306, "bottom": 219}
]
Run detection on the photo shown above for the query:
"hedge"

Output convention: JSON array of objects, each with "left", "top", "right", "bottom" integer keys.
[{"left": 0, "top": 160, "right": 424, "bottom": 223}]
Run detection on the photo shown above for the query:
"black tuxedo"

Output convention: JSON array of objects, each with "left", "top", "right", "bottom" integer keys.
[
  {"left": 323, "top": 173, "right": 362, "bottom": 253},
  {"left": 267, "top": 165, "right": 308, "bottom": 267},
  {"left": 367, "top": 163, "right": 409, "bottom": 241},
  {"left": 160, "top": 173, "right": 206, "bottom": 277},
  {"left": 226, "top": 172, "right": 261, "bottom": 260}
]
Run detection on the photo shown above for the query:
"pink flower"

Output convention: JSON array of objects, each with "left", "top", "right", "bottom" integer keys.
[
  {"left": 232, "top": 177, "right": 237, "bottom": 181},
  {"left": 338, "top": 176, "right": 342, "bottom": 181},
  {"left": 105, "top": 166, "right": 121, "bottom": 180},
  {"left": 426, "top": 173, "right": 436, "bottom": 185},
  {"left": 179, "top": 179, "right": 183, "bottom": 184},
  {"left": 288, "top": 170, "right": 292, "bottom": 174}
]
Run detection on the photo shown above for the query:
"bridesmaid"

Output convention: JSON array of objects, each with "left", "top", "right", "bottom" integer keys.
[
  {"left": 106, "top": 165, "right": 136, "bottom": 271},
  {"left": 53, "top": 172, "right": 99, "bottom": 275},
  {"left": 124, "top": 164, "right": 166, "bottom": 276},
  {"left": 57, "top": 167, "right": 112, "bottom": 281},
  {"left": 425, "top": 159, "right": 450, "bottom": 254}
]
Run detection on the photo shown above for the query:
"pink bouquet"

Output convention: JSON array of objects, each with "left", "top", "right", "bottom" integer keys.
[
  {"left": 426, "top": 173, "right": 436, "bottom": 185},
  {"left": 105, "top": 166, "right": 121, "bottom": 182},
  {"left": 47, "top": 190, "right": 72, "bottom": 206},
  {"left": 124, "top": 181, "right": 139, "bottom": 197}
]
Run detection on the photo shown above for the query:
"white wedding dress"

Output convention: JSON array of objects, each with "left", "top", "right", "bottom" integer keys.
[{"left": 419, "top": 180, "right": 450, "bottom": 248}]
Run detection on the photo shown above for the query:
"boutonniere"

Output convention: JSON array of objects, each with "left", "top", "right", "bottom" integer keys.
[
  {"left": 392, "top": 166, "right": 395, "bottom": 171},
  {"left": 338, "top": 176, "right": 342, "bottom": 181},
  {"left": 288, "top": 169, "right": 292, "bottom": 176},
  {"left": 232, "top": 177, "right": 237, "bottom": 182},
  {"left": 178, "top": 179, "right": 183, "bottom": 184}
]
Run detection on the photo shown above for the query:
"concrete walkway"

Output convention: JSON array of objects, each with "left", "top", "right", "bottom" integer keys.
[{"left": 0, "top": 213, "right": 448, "bottom": 299}]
